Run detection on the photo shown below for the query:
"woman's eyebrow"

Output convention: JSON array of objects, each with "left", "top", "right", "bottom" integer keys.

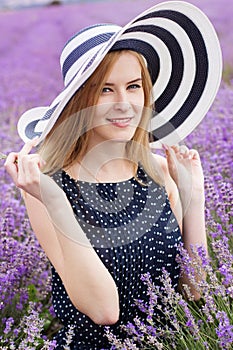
[{"left": 104, "top": 78, "right": 142, "bottom": 86}]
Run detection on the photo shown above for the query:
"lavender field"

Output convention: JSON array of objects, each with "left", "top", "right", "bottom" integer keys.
[{"left": 0, "top": 0, "right": 232, "bottom": 348}]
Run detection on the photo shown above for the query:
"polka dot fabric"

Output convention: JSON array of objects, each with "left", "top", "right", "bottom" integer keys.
[{"left": 51, "top": 165, "right": 182, "bottom": 349}]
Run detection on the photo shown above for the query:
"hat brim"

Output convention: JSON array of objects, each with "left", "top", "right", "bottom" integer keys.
[{"left": 17, "top": 1, "right": 222, "bottom": 148}]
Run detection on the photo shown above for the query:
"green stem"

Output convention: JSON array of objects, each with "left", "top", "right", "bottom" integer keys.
[{"left": 0, "top": 152, "right": 7, "bottom": 160}]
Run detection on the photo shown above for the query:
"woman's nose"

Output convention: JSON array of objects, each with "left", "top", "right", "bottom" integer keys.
[
  {"left": 113, "top": 91, "right": 131, "bottom": 112},
  {"left": 114, "top": 101, "right": 131, "bottom": 112}
]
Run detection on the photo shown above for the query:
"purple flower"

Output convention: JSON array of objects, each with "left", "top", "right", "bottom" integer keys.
[
  {"left": 216, "top": 311, "right": 233, "bottom": 349},
  {"left": 3, "top": 317, "right": 14, "bottom": 334},
  {"left": 178, "top": 299, "right": 200, "bottom": 338}
]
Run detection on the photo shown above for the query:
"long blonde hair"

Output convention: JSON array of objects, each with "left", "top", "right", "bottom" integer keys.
[{"left": 39, "top": 50, "right": 163, "bottom": 185}]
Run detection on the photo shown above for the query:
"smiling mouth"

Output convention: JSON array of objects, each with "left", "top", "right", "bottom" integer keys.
[{"left": 106, "top": 117, "right": 134, "bottom": 128}]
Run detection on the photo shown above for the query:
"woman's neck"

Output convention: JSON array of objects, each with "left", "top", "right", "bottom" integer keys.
[{"left": 70, "top": 140, "right": 137, "bottom": 182}]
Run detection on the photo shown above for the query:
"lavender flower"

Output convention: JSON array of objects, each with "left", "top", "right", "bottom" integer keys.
[
  {"left": 63, "top": 325, "right": 75, "bottom": 350},
  {"left": 3, "top": 317, "right": 14, "bottom": 335},
  {"left": 216, "top": 311, "right": 233, "bottom": 349}
]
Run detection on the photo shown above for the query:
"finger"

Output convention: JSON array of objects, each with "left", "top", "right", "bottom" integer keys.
[
  {"left": 4, "top": 152, "right": 18, "bottom": 165},
  {"left": 15, "top": 155, "right": 45, "bottom": 195},
  {"left": 170, "top": 144, "right": 180, "bottom": 153},
  {"left": 171, "top": 144, "right": 189, "bottom": 157},
  {"left": 188, "top": 149, "right": 200, "bottom": 160},
  {"left": 18, "top": 137, "right": 39, "bottom": 157},
  {"left": 25, "top": 154, "right": 46, "bottom": 170},
  {"left": 4, "top": 152, "right": 19, "bottom": 184},
  {"left": 17, "top": 154, "right": 44, "bottom": 183},
  {"left": 24, "top": 155, "right": 42, "bottom": 180},
  {"left": 162, "top": 143, "right": 180, "bottom": 155},
  {"left": 168, "top": 146, "right": 183, "bottom": 162},
  {"left": 165, "top": 146, "right": 180, "bottom": 168},
  {"left": 164, "top": 146, "right": 181, "bottom": 185},
  {"left": 179, "top": 145, "right": 189, "bottom": 155},
  {"left": 17, "top": 138, "right": 40, "bottom": 175}
]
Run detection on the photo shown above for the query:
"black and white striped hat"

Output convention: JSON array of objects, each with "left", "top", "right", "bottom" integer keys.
[{"left": 17, "top": 1, "right": 222, "bottom": 148}]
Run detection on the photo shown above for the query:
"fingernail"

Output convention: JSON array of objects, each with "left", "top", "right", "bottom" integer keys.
[{"left": 162, "top": 143, "right": 169, "bottom": 151}]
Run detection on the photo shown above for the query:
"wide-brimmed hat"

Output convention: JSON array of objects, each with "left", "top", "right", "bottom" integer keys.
[{"left": 17, "top": 1, "right": 222, "bottom": 148}]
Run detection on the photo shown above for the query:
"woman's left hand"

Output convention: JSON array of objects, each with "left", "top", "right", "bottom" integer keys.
[{"left": 164, "top": 144, "right": 204, "bottom": 195}]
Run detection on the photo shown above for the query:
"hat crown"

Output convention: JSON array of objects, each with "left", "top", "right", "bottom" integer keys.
[{"left": 60, "top": 23, "right": 122, "bottom": 87}]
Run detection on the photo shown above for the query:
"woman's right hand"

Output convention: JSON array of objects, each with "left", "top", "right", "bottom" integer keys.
[{"left": 4, "top": 138, "right": 45, "bottom": 202}]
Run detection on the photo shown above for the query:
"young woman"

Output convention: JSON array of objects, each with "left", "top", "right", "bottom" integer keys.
[{"left": 4, "top": 2, "right": 222, "bottom": 348}]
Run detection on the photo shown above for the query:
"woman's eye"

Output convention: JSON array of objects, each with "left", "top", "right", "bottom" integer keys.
[
  {"left": 128, "top": 84, "right": 142, "bottom": 90},
  {"left": 102, "top": 87, "right": 112, "bottom": 93}
]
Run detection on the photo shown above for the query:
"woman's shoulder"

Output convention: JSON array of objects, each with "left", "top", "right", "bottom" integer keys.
[
  {"left": 150, "top": 153, "right": 170, "bottom": 183},
  {"left": 151, "top": 152, "right": 167, "bottom": 170}
]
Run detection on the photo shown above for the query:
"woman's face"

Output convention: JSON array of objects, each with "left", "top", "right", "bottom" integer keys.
[{"left": 88, "top": 52, "right": 145, "bottom": 145}]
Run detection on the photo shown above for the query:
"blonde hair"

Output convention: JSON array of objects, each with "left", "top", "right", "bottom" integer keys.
[{"left": 39, "top": 50, "right": 163, "bottom": 185}]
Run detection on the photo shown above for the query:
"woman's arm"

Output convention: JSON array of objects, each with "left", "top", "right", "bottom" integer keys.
[
  {"left": 4, "top": 140, "right": 119, "bottom": 325},
  {"left": 178, "top": 187, "right": 206, "bottom": 300},
  {"left": 156, "top": 145, "right": 207, "bottom": 299}
]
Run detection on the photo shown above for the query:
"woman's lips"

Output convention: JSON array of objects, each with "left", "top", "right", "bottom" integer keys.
[{"left": 106, "top": 117, "right": 133, "bottom": 128}]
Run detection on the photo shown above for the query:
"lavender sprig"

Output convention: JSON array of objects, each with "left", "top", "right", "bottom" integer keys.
[{"left": 0, "top": 152, "right": 7, "bottom": 160}]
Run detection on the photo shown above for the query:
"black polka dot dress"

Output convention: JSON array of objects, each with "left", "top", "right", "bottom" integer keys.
[{"left": 51, "top": 165, "right": 182, "bottom": 349}]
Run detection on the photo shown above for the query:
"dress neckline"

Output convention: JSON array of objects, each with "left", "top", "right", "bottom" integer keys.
[{"left": 61, "top": 164, "right": 144, "bottom": 186}]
